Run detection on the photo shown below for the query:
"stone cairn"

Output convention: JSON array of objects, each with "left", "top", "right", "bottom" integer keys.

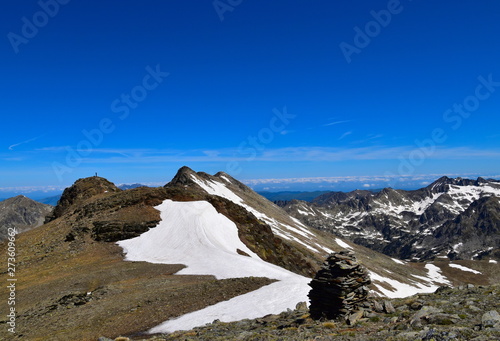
[{"left": 308, "top": 250, "right": 371, "bottom": 320}]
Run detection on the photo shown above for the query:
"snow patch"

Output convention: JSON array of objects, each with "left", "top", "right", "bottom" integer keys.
[
  {"left": 410, "top": 274, "right": 431, "bottom": 282},
  {"left": 424, "top": 264, "right": 452, "bottom": 285},
  {"left": 191, "top": 175, "right": 316, "bottom": 243},
  {"left": 191, "top": 175, "right": 244, "bottom": 206},
  {"left": 318, "top": 245, "right": 335, "bottom": 254},
  {"left": 389, "top": 193, "right": 443, "bottom": 215},
  {"left": 452, "top": 243, "right": 463, "bottom": 252},
  {"left": 489, "top": 259, "right": 498, "bottom": 264},
  {"left": 391, "top": 258, "right": 405, "bottom": 265},
  {"left": 335, "top": 238, "right": 353, "bottom": 250},
  {"left": 448, "top": 263, "right": 482, "bottom": 274},
  {"left": 297, "top": 209, "right": 311, "bottom": 216},
  {"left": 369, "top": 263, "right": 453, "bottom": 298},
  {"left": 150, "top": 277, "right": 310, "bottom": 333},
  {"left": 219, "top": 175, "right": 233, "bottom": 183},
  {"left": 369, "top": 271, "right": 437, "bottom": 298}
]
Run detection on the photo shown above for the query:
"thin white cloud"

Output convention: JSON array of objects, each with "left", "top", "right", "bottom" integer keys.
[
  {"left": 323, "top": 120, "right": 351, "bottom": 127},
  {"left": 22, "top": 145, "right": 500, "bottom": 165},
  {"left": 0, "top": 185, "right": 66, "bottom": 193},
  {"left": 351, "top": 134, "right": 384, "bottom": 144},
  {"left": 8, "top": 135, "right": 44, "bottom": 150},
  {"left": 241, "top": 172, "right": 494, "bottom": 187},
  {"left": 338, "top": 131, "right": 352, "bottom": 140}
]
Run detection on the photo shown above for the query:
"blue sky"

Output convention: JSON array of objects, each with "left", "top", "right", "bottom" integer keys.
[{"left": 1, "top": 0, "right": 500, "bottom": 195}]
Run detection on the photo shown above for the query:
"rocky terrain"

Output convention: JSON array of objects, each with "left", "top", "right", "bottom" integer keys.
[
  {"left": 1, "top": 168, "right": 498, "bottom": 340},
  {"left": 0, "top": 195, "right": 53, "bottom": 241},
  {"left": 281, "top": 176, "right": 500, "bottom": 261},
  {"left": 120, "top": 284, "right": 500, "bottom": 341}
]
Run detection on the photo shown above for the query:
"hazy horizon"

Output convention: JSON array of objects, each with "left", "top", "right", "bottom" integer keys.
[{"left": 1, "top": 171, "right": 499, "bottom": 201}]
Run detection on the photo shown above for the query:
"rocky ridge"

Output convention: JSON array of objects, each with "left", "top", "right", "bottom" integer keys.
[{"left": 282, "top": 176, "right": 500, "bottom": 261}]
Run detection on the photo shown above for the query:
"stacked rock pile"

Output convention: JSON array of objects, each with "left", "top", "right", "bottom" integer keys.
[{"left": 308, "top": 250, "right": 371, "bottom": 320}]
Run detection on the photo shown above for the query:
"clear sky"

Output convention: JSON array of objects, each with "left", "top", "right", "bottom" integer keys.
[{"left": 1, "top": 0, "right": 500, "bottom": 195}]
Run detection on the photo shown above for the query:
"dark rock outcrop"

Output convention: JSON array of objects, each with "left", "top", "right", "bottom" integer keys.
[
  {"left": 46, "top": 176, "right": 120, "bottom": 222},
  {"left": 92, "top": 219, "right": 160, "bottom": 242}
]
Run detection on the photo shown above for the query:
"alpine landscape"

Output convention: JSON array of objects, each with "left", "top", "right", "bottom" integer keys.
[
  {"left": 1, "top": 167, "right": 499, "bottom": 340},
  {"left": 2, "top": 1, "right": 500, "bottom": 340}
]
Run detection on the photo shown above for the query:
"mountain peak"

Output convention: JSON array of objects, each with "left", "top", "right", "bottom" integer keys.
[
  {"left": 48, "top": 176, "right": 120, "bottom": 221},
  {"left": 214, "top": 171, "right": 232, "bottom": 179},
  {"left": 425, "top": 176, "right": 481, "bottom": 193},
  {"left": 427, "top": 175, "right": 452, "bottom": 187},
  {"left": 5, "top": 195, "right": 30, "bottom": 204},
  {"left": 1, "top": 194, "right": 48, "bottom": 208},
  {"left": 167, "top": 166, "right": 198, "bottom": 187},
  {"left": 0, "top": 195, "right": 53, "bottom": 240}
]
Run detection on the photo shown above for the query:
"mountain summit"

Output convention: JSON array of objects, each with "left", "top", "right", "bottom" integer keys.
[{"left": 46, "top": 176, "right": 121, "bottom": 221}]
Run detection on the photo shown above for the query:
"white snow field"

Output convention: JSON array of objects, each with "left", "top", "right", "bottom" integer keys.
[{"left": 118, "top": 199, "right": 310, "bottom": 333}]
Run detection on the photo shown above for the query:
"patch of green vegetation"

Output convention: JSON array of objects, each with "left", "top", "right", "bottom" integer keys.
[
  {"left": 438, "top": 319, "right": 455, "bottom": 325},
  {"left": 401, "top": 311, "right": 412, "bottom": 318}
]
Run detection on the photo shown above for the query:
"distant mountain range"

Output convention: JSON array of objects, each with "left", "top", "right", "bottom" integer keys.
[
  {"left": 36, "top": 195, "right": 62, "bottom": 206},
  {"left": 282, "top": 176, "right": 500, "bottom": 261}
]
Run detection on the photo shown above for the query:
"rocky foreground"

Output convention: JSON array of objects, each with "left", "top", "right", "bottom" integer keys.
[{"left": 101, "top": 284, "right": 500, "bottom": 341}]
